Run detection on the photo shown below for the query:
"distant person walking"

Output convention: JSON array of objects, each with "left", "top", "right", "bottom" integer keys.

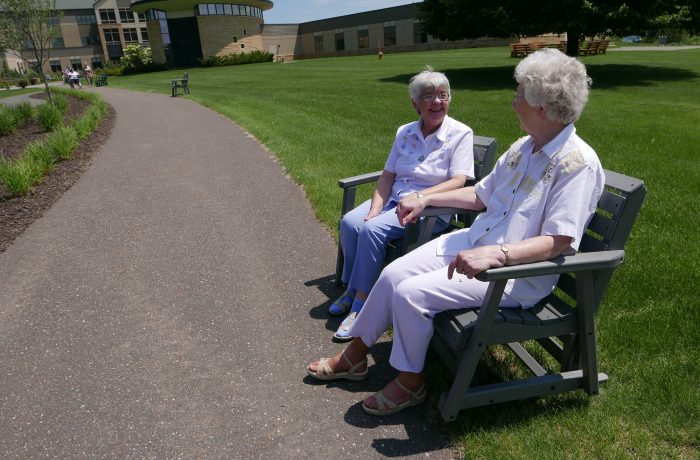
[
  {"left": 83, "top": 63, "right": 94, "bottom": 87},
  {"left": 64, "top": 65, "right": 72, "bottom": 85}
]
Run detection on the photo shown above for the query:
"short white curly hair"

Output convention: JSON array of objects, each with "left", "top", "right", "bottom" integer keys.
[
  {"left": 409, "top": 66, "right": 451, "bottom": 103},
  {"left": 514, "top": 48, "right": 592, "bottom": 124}
]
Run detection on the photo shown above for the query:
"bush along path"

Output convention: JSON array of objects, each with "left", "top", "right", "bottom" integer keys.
[{"left": 0, "top": 88, "right": 115, "bottom": 252}]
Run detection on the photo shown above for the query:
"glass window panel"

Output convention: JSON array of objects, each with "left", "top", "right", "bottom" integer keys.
[
  {"left": 224, "top": 4, "right": 232, "bottom": 15},
  {"left": 198, "top": 4, "right": 207, "bottom": 15}
]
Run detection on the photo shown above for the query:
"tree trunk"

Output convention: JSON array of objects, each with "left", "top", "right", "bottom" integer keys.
[{"left": 565, "top": 30, "right": 580, "bottom": 57}]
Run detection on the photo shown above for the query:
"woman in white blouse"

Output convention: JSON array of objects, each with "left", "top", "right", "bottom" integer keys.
[{"left": 331, "top": 67, "right": 475, "bottom": 342}]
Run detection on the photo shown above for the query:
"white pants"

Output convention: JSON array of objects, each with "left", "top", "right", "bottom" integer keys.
[{"left": 348, "top": 236, "right": 519, "bottom": 373}]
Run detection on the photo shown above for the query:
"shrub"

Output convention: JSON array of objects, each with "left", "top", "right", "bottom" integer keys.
[
  {"left": 0, "top": 156, "right": 43, "bottom": 195},
  {"left": 51, "top": 93, "right": 69, "bottom": 114},
  {"left": 11, "top": 101, "right": 34, "bottom": 124},
  {"left": 25, "top": 141, "right": 54, "bottom": 173},
  {"left": 18, "top": 79, "right": 28, "bottom": 88},
  {"left": 102, "top": 62, "right": 126, "bottom": 76},
  {"left": 201, "top": 50, "right": 274, "bottom": 67},
  {"left": 48, "top": 126, "right": 79, "bottom": 160},
  {"left": 29, "top": 77, "right": 38, "bottom": 85},
  {"left": 0, "top": 107, "right": 17, "bottom": 136},
  {"left": 36, "top": 102, "right": 63, "bottom": 132},
  {"left": 121, "top": 44, "right": 153, "bottom": 68}
]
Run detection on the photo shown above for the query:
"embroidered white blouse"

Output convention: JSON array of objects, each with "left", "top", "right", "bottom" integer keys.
[
  {"left": 384, "top": 115, "right": 474, "bottom": 203},
  {"left": 436, "top": 124, "right": 605, "bottom": 306}
]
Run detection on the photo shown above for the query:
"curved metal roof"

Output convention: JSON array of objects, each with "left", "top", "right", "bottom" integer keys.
[{"left": 130, "top": 0, "right": 273, "bottom": 13}]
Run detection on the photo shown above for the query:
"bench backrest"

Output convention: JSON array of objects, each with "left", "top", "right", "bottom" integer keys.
[
  {"left": 471, "top": 135, "right": 498, "bottom": 185},
  {"left": 551, "top": 169, "right": 646, "bottom": 312}
]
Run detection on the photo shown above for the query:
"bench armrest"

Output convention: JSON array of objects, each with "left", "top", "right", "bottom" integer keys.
[
  {"left": 338, "top": 170, "right": 382, "bottom": 189},
  {"left": 475, "top": 250, "right": 625, "bottom": 282}
]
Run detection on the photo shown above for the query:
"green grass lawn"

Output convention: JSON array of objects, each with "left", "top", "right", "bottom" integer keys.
[
  {"left": 109, "top": 47, "right": 699, "bottom": 458},
  {"left": 0, "top": 87, "right": 42, "bottom": 99}
]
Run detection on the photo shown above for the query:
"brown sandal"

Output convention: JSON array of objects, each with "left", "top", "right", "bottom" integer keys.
[
  {"left": 361, "top": 379, "right": 426, "bottom": 415},
  {"left": 307, "top": 352, "right": 368, "bottom": 381}
]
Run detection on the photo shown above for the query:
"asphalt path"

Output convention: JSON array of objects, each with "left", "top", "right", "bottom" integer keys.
[{"left": 0, "top": 87, "right": 454, "bottom": 458}]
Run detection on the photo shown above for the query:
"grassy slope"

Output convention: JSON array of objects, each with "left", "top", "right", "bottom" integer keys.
[{"left": 109, "top": 47, "right": 699, "bottom": 458}]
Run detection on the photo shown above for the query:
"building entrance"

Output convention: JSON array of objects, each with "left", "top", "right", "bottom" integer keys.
[{"left": 167, "top": 17, "right": 203, "bottom": 67}]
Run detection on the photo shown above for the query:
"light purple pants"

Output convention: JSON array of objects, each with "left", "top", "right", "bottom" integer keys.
[
  {"left": 339, "top": 198, "right": 448, "bottom": 295},
  {"left": 348, "top": 236, "right": 519, "bottom": 373}
]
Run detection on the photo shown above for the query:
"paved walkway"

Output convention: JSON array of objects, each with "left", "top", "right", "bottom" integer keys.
[{"left": 0, "top": 88, "right": 453, "bottom": 458}]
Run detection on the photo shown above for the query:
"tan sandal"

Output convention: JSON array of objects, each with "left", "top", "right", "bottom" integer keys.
[
  {"left": 361, "top": 379, "right": 426, "bottom": 415},
  {"left": 307, "top": 352, "right": 368, "bottom": 381}
]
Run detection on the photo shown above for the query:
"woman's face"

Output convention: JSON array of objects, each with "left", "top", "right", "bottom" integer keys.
[
  {"left": 512, "top": 85, "right": 540, "bottom": 134},
  {"left": 413, "top": 85, "right": 450, "bottom": 135}
]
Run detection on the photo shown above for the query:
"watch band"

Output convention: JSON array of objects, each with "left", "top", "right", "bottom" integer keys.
[{"left": 500, "top": 244, "right": 510, "bottom": 266}]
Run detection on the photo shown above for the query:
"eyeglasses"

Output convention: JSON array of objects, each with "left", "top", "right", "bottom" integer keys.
[{"left": 420, "top": 92, "right": 449, "bottom": 102}]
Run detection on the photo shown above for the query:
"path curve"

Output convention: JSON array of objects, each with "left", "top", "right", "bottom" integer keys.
[{"left": 0, "top": 87, "right": 453, "bottom": 458}]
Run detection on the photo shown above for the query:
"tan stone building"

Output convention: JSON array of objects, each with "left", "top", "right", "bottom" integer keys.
[
  {"left": 6, "top": 1, "right": 505, "bottom": 74},
  {"left": 8, "top": 0, "right": 149, "bottom": 74},
  {"left": 131, "top": 0, "right": 272, "bottom": 67}
]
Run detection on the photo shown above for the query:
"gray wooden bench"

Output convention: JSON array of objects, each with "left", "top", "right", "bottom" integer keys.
[
  {"left": 430, "top": 169, "right": 646, "bottom": 421},
  {"left": 334, "top": 135, "right": 498, "bottom": 286},
  {"left": 171, "top": 72, "right": 190, "bottom": 97}
]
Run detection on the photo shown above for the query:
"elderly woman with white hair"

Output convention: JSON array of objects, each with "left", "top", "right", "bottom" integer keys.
[
  {"left": 330, "top": 67, "right": 475, "bottom": 341},
  {"left": 308, "top": 49, "right": 605, "bottom": 416}
]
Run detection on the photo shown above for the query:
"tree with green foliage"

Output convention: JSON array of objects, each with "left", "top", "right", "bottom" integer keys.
[
  {"left": 0, "top": 0, "right": 59, "bottom": 101},
  {"left": 419, "top": 0, "right": 698, "bottom": 56}
]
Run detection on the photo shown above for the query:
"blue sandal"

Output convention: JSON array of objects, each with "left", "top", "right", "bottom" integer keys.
[{"left": 329, "top": 290, "right": 354, "bottom": 316}]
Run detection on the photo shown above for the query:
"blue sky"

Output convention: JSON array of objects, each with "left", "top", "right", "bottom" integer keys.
[{"left": 263, "top": 0, "right": 419, "bottom": 24}]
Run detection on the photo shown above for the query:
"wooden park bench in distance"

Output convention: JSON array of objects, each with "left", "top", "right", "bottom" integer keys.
[
  {"left": 510, "top": 43, "right": 529, "bottom": 57},
  {"left": 430, "top": 169, "right": 646, "bottom": 421},
  {"left": 334, "top": 136, "right": 498, "bottom": 285},
  {"left": 171, "top": 73, "right": 190, "bottom": 97},
  {"left": 95, "top": 74, "right": 108, "bottom": 87}
]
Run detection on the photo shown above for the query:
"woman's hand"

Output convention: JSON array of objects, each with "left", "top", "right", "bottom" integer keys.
[
  {"left": 447, "top": 246, "right": 504, "bottom": 279},
  {"left": 396, "top": 195, "right": 426, "bottom": 226},
  {"left": 363, "top": 208, "right": 381, "bottom": 221}
]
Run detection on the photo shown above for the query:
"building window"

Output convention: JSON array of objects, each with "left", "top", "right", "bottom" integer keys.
[
  {"left": 196, "top": 4, "right": 261, "bottom": 17},
  {"left": 335, "top": 30, "right": 344, "bottom": 51},
  {"left": 76, "top": 14, "right": 97, "bottom": 25},
  {"left": 50, "top": 60, "right": 62, "bottom": 72},
  {"left": 240, "top": 43, "right": 245, "bottom": 49},
  {"left": 70, "top": 59, "right": 82, "bottom": 70},
  {"left": 119, "top": 8, "right": 135, "bottom": 23},
  {"left": 99, "top": 9, "right": 117, "bottom": 24},
  {"left": 48, "top": 16, "right": 59, "bottom": 25},
  {"left": 51, "top": 37, "right": 64, "bottom": 47},
  {"left": 314, "top": 33, "right": 323, "bottom": 53},
  {"left": 384, "top": 21, "right": 396, "bottom": 47},
  {"left": 123, "top": 28, "right": 139, "bottom": 43},
  {"left": 413, "top": 21, "right": 427, "bottom": 44},
  {"left": 357, "top": 25, "right": 368, "bottom": 49},
  {"left": 102, "top": 28, "right": 120, "bottom": 44},
  {"left": 140, "top": 28, "right": 149, "bottom": 42},
  {"left": 92, "top": 58, "right": 103, "bottom": 69},
  {"left": 232, "top": 36, "right": 237, "bottom": 43},
  {"left": 146, "top": 9, "right": 166, "bottom": 21}
]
